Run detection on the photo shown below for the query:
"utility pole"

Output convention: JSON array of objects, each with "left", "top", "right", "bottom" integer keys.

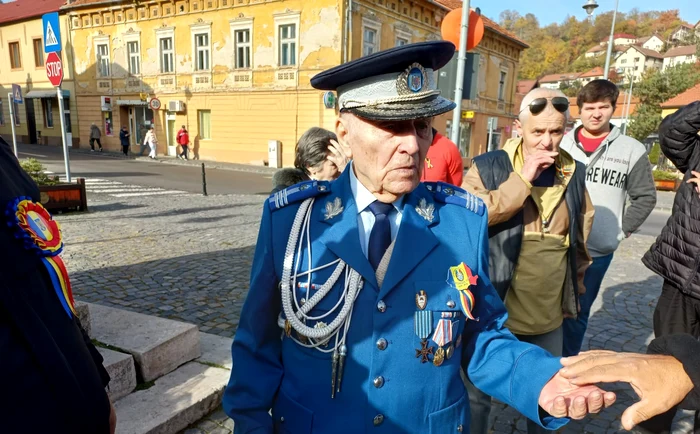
[{"left": 449, "top": 0, "right": 471, "bottom": 146}]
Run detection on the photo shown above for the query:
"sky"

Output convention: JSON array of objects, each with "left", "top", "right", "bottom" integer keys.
[{"left": 477, "top": 0, "right": 700, "bottom": 28}]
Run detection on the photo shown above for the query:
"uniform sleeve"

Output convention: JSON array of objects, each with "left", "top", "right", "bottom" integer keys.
[
  {"left": 622, "top": 155, "right": 656, "bottom": 235},
  {"left": 446, "top": 142, "right": 464, "bottom": 187},
  {"left": 461, "top": 165, "right": 531, "bottom": 226},
  {"left": 223, "top": 205, "right": 282, "bottom": 434},
  {"left": 576, "top": 189, "right": 595, "bottom": 294},
  {"left": 461, "top": 211, "right": 568, "bottom": 430}
]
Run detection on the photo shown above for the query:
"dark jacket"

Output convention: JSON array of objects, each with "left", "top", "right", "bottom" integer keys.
[
  {"left": 472, "top": 150, "right": 587, "bottom": 318},
  {"left": 648, "top": 333, "right": 700, "bottom": 410},
  {"left": 642, "top": 101, "right": 700, "bottom": 298},
  {"left": 119, "top": 129, "right": 130, "bottom": 146},
  {"left": 271, "top": 167, "right": 309, "bottom": 194}
]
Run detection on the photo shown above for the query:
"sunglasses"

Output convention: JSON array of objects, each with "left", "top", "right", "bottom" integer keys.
[{"left": 520, "top": 97, "right": 569, "bottom": 115}]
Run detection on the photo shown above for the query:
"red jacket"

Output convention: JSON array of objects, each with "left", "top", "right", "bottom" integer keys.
[
  {"left": 177, "top": 129, "right": 189, "bottom": 145},
  {"left": 420, "top": 132, "right": 463, "bottom": 186}
]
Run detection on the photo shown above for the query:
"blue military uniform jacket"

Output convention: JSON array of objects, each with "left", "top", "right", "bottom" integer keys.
[{"left": 223, "top": 168, "right": 568, "bottom": 433}]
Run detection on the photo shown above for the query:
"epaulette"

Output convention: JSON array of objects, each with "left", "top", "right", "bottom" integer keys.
[
  {"left": 423, "top": 182, "right": 485, "bottom": 216},
  {"left": 268, "top": 180, "right": 332, "bottom": 211}
]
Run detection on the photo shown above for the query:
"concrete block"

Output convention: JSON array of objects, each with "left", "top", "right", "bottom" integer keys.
[
  {"left": 75, "top": 301, "right": 92, "bottom": 337},
  {"left": 99, "top": 347, "right": 137, "bottom": 401},
  {"left": 114, "top": 362, "right": 230, "bottom": 434},
  {"left": 87, "top": 303, "right": 201, "bottom": 382},
  {"left": 197, "top": 332, "right": 233, "bottom": 370}
]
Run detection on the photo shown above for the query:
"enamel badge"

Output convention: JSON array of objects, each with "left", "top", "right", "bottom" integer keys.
[
  {"left": 447, "top": 262, "right": 478, "bottom": 321},
  {"left": 416, "top": 290, "right": 428, "bottom": 310}
]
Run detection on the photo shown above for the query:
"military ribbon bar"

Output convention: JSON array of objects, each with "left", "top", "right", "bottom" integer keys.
[
  {"left": 432, "top": 319, "right": 452, "bottom": 347},
  {"left": 414, "top": 311, "right": 433, "bottom": 340}
]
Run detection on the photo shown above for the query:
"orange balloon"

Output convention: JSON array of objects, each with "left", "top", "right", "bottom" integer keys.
[{"left": 440, "top": 8, "right": 484, "bottom": 51}]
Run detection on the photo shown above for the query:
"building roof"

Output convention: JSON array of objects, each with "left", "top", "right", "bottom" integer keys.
[
  {"left": 579, "top": 67, "right": 605, "bottom": 78},
  {"left": 433, "top": 0, "right": 529, "bottom": 48},
  {"left": 661, "top": 83, "right": 700, "bottom": 108},
  {"left": 516, "top": 79, "right": 537, "bottom": 94},
  {"left": 568, "top": 93, "right": 640, "bottom": 119},
  {"left": 0, "top": 0, "right": 67, "bottom": 25},
  {"left": 628, "top": 46, "right": 663, "bottom": 59},
  {"left": 539, "top": 72, "right": 580, "bottom": 83},
  {"left": 664, "top": 45, "right": 698, "bottom": 58},
  {"left": 587, "top": 45, "right": 606, "bottom": 53},
  {"left": 602, "top": 33, "right": 636, "bottom": 42}
]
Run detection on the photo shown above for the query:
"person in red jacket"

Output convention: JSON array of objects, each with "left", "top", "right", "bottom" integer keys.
[
  {"left": 177, "top": 125, "right": 190, "bottom": 160},
  {"left": 420, "top": 128, "right": 464, "bottom": 186}
]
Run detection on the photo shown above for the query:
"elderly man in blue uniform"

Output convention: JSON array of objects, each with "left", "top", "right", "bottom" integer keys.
[{"left": 223, "top": 41, "right": 616, "bottom": 433}]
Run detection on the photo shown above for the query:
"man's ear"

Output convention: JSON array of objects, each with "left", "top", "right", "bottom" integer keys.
[
  {"left": 514, "top": 119, "right": 524, "bottom": 137},
  {"left": 336, "top": 115, "right": 350, "bottom": 148}
]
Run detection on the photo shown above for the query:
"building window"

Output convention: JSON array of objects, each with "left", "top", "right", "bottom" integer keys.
[
  {"left": 498, "top": 71, "right": 507, "bottom": 101},
  {"left": 396, "top": 36, "right": 408, "bottom": 47},
  {"left": 235, "top": 29, "right": 251, "bottom": 69},
  {"left": 194, "top": 33, "right": 210, "bottom": 70},
  {"left": 634, "top": 57, "right": 640, "bottom": 62},
  {"left": 363, "top": 28, "right": 378, "bottom": 56},
  {"left": 159, "top": 37, "right": 174, "bottom": 73},
  {"left": 198, "top": 110, "right": 211, "bottom": 139},
  {"left": 0, "top": 99, "right": 4, "bottom": 125},
  {"left": 279, "top": 24, "right": 296, "bottom": 66},
  {"left": 42, "top": 99, "right": 54, "bottom": 128},
  {"left": 96, "top": 43, "right": 111, "bottom": 76},
  {"left": 621, "top": 58, "right": 627, "bottom": 64},
  {"left": 9, "top": 42, "right": 21, "bottom": 69},
  {"left": 33, "top": 39, "right": 45, "bottom": 67},
  {"left": 127, "top": 41, "right": 141, "bottom": 75}
]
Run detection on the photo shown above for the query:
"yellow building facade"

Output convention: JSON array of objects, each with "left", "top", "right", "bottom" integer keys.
[
  {"left": 63, "top": 0, "right": 446, "bottom": 165},
  {"left": 0, "top": 3, "right": 79, "bottom": 147}
]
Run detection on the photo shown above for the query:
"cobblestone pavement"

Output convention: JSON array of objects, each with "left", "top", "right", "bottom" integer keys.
[{"left": 54, "top": 189, "right": 691, "bottom": 433}]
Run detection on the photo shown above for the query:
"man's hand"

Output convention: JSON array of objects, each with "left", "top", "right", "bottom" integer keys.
[
  {"left": 687, "top": 170, "right": 700, "bottom": 198},
  {"left": 559, "top": 350, "right": 694, "bottom": 430},
  {"left": 538, "top": 370, "right": 616, "bottom": 420},
  {"left": 327, "top": 139, "right": 352, "bottom": 174},
  {"left": 521, "top": 151, "right": 558, "bottom": 183}
]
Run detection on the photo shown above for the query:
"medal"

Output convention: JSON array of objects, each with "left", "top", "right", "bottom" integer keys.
[
  {"left": 433, "top": 347, "right": 445, "bottom": 366},
  {"left": 447, "top": 262, "right": 478, "bottom": 321},
  {"left": 416, "top": 290, "right": 428, "bottom": 310},
  {"left": 446, "top": 344, "right": 454, "bottom": 360},
  {"left": 414, "top": 311, "right": 434, "bottom": 364},
  {"left": 415, "top": 339, "right": 434, "bottom": 363},
  {"left": 431, "top": 319, "right": 453, "bottom": 367}
]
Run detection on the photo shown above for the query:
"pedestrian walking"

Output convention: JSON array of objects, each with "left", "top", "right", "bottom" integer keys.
[
  {"left": 119, "top": 126, "right": 130, "bottom": 156},
  {"left": 421, "top": 128, "right": 463, "bottom": 186},
  {"left": 638, "top": 100, "right": 700, "bottom": 433},
  {"left": 143, "top": 126, "right": 157, "bottom": 159},
  {"left": 223, "top": 41, "right": 615, "bottom": 434},
  {"left": 0, "top": 135, "right": 116, "bottom": 433},
  {"left": 461, "top": 88, "right": 595, "bottom": 434},
  {"left": 559, "top": 79, "right": 656, "bottom": 358},
  {"left": 89, "top": 123, "right": 102, "bottom": 152},
  {"left": 176, "top": 125, "right": 190, "bottom": 160}
]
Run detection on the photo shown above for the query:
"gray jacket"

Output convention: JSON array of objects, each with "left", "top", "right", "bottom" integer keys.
[
  {"left": 89, "top": 125, "right": 101, "bottom": 139},
  {"left": 560, "top": 124, "right": 656, "bottom": 257}
]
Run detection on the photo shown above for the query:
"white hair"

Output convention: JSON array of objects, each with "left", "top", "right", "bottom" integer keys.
[{"left": 518, "top": 88, "right": 570, "bottom": 123}]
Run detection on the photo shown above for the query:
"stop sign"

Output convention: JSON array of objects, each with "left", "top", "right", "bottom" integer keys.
[{"left": 46, "top": 52, "right": 63, "bottom": 87}]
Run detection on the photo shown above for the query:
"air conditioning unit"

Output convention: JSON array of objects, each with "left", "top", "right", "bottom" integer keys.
[{"left": 168, "top": 100, "right": 185, "bottom": 112}]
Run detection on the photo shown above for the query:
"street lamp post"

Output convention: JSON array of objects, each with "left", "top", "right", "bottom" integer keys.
[{"left": 582, "top": 0, "right": 620, "bottom": 80}]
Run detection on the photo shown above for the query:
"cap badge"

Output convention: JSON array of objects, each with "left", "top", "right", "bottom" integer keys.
[{"left": 397, "top": 62, "right": 427, "bottom": 95}]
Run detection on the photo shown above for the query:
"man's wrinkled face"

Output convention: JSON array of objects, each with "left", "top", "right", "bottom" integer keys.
[
  {"left": 516, "top": 108, "right": 566, "bottom": 155},
  {"left": 337, "top": 114, "right": 433, "bottom": 201},
  {"left": 580, "top": 100, "right": 614, "bottom": 135},
  {"left": 307, "top": 158, "right": 340, "bottom": 181}
]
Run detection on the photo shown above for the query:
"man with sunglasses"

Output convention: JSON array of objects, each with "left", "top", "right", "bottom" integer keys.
[
  {"left": 559, "top": 80, "right": 656, "bottom": 358},
  {"left": 462, "top": 88, "right": 595, "bottom": 434}
]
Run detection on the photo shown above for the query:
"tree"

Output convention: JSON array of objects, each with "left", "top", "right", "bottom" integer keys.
[{"left": 560, "top": 80, "right": 582, "bottom": 97}]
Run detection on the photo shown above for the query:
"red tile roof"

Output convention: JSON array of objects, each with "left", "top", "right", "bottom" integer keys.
[
  {"left": 539, "top": 72, "right": 580, "bottom": 83},
  {"left": 579, "top": 67, "right": 604, "bottom": 78},
  {"left": 602, "top": 33, "right": 636, "bottom": 42},
  {"left": 664, "top": 45, "right": 698, "bottom": 58},
  {"left": 628, "top": 46, "right": 663, "bottom": 59},
  {"left": 0, "top": 0, "right": 67, "bottom": 25},
  {"left": 433, "top": 0, "right": 528, "bottom": 48},
  {"left": 661, "top": 83, "right": 700, "bottom": 108},
  {"left": 516, "top": 79, "right": 537, "bottom": 94},
  {"left": 586, "top": 45, "right": 606, "bottom": 53}
]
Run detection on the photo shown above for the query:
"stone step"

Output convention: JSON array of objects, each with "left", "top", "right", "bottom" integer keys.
[
  {"left": 87, "top": 303, "right": 201, "bottom": 382},
  {"left": 99, "top": 347, "right": 137, "bottom": 401},
  {"left": 75, "top": 301, "right": 92, "bottom": 337},
  {"left": 114, "top": 333, "right": 233, "bottom": 434}
]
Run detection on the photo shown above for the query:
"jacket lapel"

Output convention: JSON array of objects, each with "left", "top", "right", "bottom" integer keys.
[{"left": 378, "top": 185, "right": 439, "bottom": 299}]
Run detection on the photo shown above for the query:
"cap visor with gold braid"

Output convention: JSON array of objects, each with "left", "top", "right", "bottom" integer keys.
[{"left": 310, "top": 41, "right": 457, "bottom": 121}]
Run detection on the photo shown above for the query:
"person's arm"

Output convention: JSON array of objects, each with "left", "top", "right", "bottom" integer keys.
[
  {"left": 461, "top": 165, "right": 531, "bottom": 226},
  {"left": 446, "top": 142, "right": 464, "bottom": 187},
  {"left": 622, "top": 155, "right": 656, "bottom": 236},
  {"left": 576, "top": 188, "right": 595, "bottom": 294},
  {"left": 659, "top": 101, "right": 700, "bottom": 174},
  {"left": 222, "top": 205, "right": 282, "bottom": 433}
]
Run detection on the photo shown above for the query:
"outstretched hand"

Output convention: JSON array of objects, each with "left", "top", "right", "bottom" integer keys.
[{"left": 538, "top": 370, "right": 616, "bottom": 420}]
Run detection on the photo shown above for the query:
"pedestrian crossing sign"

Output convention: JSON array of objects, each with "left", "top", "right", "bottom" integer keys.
[
  {"left": 42, "top": 13, "right": 62, "bottom": 53},
  {"left": 11, "top": 84, "right": 23, "bottom": 104}
]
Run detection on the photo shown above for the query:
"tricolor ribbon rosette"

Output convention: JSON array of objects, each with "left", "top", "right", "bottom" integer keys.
[{"left": 6, "top": 197, "right": 75, "bottom": 318}]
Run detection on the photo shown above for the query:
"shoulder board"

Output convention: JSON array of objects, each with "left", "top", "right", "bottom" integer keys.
[
  {"left": 423, "top": 182, "right": 485, "bottom": 216},
  {"left": 268, "top": 180, "right": 332, "bottom": 211}
]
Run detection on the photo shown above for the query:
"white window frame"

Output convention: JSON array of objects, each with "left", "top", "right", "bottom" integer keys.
[
  {"left": 191, "top": 23, "right": 212, "bottom": 72},
  {"left": 498, "top": 69, "right": 507, "bottom": 101},
  {"left": 198, "top": 109, "right": 212, "bottom": 140},
  {"left": 395, "top": 28, "right": 411, "bottom": 47},
  {"left": 156, "top": 27, "right": 175, "bottom": 74},
  {"left": 230, "top": 18, "right": 253, "bottom": 69},
  {"left": 273, "top": 12, "right": 300, "bottom": 68},
  {"left": 124, "top": 32, "right": 142, "bottom": 76},
  {"left": 362, "top": 18, "right": 382, "bottom": 57},
  {"left": 42, "top": 98, "right": 54, "bottom": 128},
  {"left": 95, "top": 37, "right": 111, "bottom": 77}
]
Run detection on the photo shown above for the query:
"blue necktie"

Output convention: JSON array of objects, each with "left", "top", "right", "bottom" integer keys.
[{"left": 368, "top": 201, "right": 394, "bottom": 271}]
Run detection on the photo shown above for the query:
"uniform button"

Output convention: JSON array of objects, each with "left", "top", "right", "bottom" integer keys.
[
  {"left": 373, "top": 414, "right": 384, "bottom": 426},
  {"left": 376, "top": 338, "right": 387, "bottom": 350},
  {"left": 373, "top": 376, "right": 385, "bottom": 388},
  {"left": 280, "top": 417, "right": 285, "bottom": 423},
  {"left": 457, "top": 424, "right": 463, "bottom": 432},
  {"left": 377, "top": 300, "right": 387, "bottom": 313}
]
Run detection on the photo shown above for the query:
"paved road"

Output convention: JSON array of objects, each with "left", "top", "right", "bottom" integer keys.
[{"left": 17, "top": 143, "right": 275, "bottom": 196}]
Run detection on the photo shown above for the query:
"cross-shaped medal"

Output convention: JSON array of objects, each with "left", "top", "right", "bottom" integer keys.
[{"left": 415, "top": 339, "right": 434, "bottom": 363}]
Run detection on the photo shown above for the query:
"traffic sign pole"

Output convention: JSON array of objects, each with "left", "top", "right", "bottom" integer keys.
[
  {"left": 57, "top": 86, "right": 71, "bottom": 183},
  {"left": 7, "top": 93, "right": 18, "bottom": 157}
]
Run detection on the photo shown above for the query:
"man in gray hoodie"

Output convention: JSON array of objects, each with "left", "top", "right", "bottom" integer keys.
[{"left": 560, "top": 79, "right": 656, "bottom": 357}]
